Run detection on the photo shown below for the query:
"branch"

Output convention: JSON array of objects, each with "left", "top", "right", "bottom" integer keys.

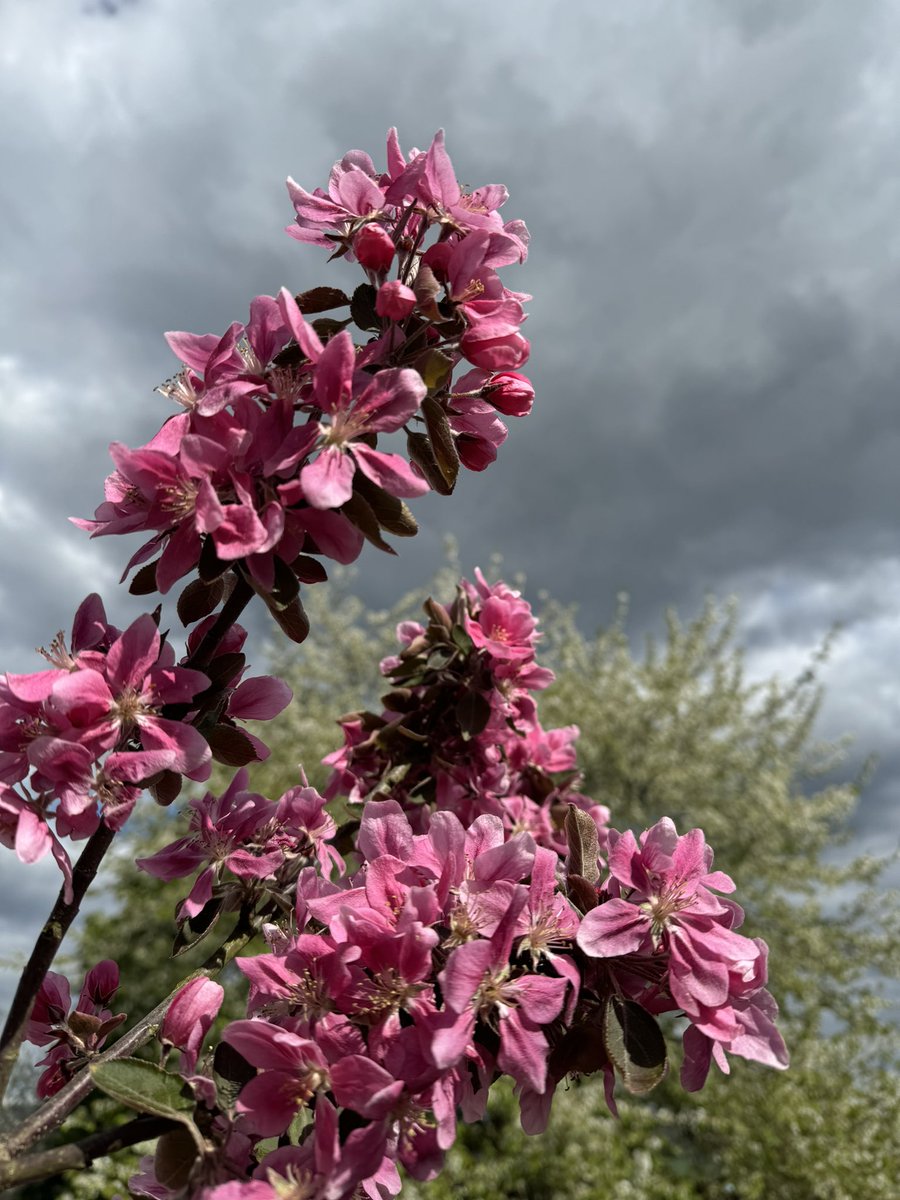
[
  {"left": 185, "top": 570, "right": 254, "bottom": 671},
  {"left": 0, "top": 822, "right": 116, "bottom": 1105},
  {"left": 0, "top": 1114, "right": 177, "bottom": 1191},
  {"left": 0, "top": 915, "right": 253, "bottom": 1161}
]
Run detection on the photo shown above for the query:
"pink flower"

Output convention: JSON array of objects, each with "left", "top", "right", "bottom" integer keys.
[{"left": 299, "top": 331, "right": 428, "bottom": 510}]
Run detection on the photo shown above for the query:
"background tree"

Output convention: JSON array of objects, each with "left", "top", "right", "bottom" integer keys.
[{"left": 42, "top": 567, "right": 900, "bottom": 1199}]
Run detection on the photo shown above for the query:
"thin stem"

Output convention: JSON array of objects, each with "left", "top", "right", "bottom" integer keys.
[
  {"left": 184, "top": 569, "right": 255, "bottom": 671},
  {"left": 0, "top": 1115, "right": 177, "bottom": 1191},
  {"left": 0, "top": 822, "right": 116, "bottom": 1106}
]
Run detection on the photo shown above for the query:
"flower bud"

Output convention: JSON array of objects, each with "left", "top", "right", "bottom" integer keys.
[
  {"left": 161, "top": 977, "right": 224, "bottom": 1073},
  {"left": 353, "top": 224, "right": 395, "bottom": 274},
  {"left": 376, "top": 280, "right": 417, "bottom": 322},
  {"left": 486, "top": 372, "right": 534, "bottom": 417}
]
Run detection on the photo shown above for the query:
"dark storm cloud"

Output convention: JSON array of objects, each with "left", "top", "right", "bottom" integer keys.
[{"left": 1, "top": 0, "right": 898, "bottom": 994}]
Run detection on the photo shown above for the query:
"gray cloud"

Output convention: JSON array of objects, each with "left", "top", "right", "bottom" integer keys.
[{"left": 1, "top": 0, "right": 898, "bottom": 1012}]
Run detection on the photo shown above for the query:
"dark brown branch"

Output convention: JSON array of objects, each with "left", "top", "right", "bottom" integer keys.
[
  {"left": 0, "top": 915, "right": 253, "bottom": 1161},
  {"left": 0, "top": 821, "right": 116, "bottom": 1105},
  {"left": 0, "top": 1114, "right": 177, "bottom": 1191}
]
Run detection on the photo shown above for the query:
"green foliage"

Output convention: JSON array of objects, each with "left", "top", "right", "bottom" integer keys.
[{"left": 56, "top": 572, "right": 900, "bottom": 1198}]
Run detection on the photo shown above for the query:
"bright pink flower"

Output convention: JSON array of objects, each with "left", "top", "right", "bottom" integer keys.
[{"left": 299, "top": 331, "right": 428, "bottom": 509}]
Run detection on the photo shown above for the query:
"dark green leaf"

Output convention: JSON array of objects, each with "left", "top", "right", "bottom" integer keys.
[
  {"left": 91, "top": 1058, "right": 195, "bottom": 1120},
  {"left": 342, "top": 491, "right": 397, "bottom": 554},
  {"left": 422, "top": 395, "right": 460, "bottom": 491},
  {"left": 268, "top": 556, "right": 301, "bottom": 610},
  {"left": 173, "top": 896, "right": 223, "bottom": 957},
  {"left": 602, "top": 997, "right": 668, "bottom": 1096},
  {"left": 197, "top": 537, "right": 229, "bottom": 583},
  {"left": 407, "top": 431, "right": 453, "bottom": 496},
  {"left": 311, "top": 316, "right": 352, "bottom": 339},
  {"left": 352, "top": 474, "right": 419, "bottom": 537}
]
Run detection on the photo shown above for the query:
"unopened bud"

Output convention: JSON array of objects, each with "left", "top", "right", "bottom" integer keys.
[
  {"left": 486, "top": 371, "right": 534, "bottom": 417},
  {"left": 353, "top": 224, "right": 395, "bottom": 274},
  {"left": 376, "top": 280, "right": 417, "bottom": 321}
]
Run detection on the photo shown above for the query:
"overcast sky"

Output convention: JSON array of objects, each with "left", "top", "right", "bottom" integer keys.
[{"left": 1, "top": 0, "right": 898, "bottom": 1015}]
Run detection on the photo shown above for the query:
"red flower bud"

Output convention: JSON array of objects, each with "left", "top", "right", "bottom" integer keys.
[
  {"left": 353, "top": 225, "right": 395, "bottom": 274},
  {"left": 486, "top": 372, "right": 534, "bottom": 417}
]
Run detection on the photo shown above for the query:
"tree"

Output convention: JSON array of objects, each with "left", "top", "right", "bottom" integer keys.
[{"left": 64, "top": 574, "right": 899, "bottom": 1199}]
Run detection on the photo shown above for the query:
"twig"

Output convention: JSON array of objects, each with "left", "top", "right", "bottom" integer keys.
[{"left": 0, "top": 1114, "right": 177, "bottom": 1192}]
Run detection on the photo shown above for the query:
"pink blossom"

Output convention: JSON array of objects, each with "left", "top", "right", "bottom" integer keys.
[
  {"left": 375, "top": 280, "right": 417, "bottom": 321},
  {"left": 161, "top": 977, "right": 224, "bottom": 1073}
]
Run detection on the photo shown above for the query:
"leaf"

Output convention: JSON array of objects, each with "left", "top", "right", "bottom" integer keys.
[
  {"left": 289, "top": 554, "right": 329, "bottom": 584},
  {"left": 268, "top": 556, "right": 301, "bottom": 611},
  {"left": 341, "top": 491, "right": 397, "bottom": 554},
  {"left": 294, "top": 286, "right": 351, "bottom": 314},
  {"left": 173, "top": 897, "right": 223, "bottom": 957},
  {"left": 203, "top": 651, "right": 246, "bottom": 689},
  {"left": 602, "top": 997, "right": 668, "bottom": 1096},
  {"left": 417, "top": 348, "right": 454, "bottom": 391},
  {"left": 350, "top": 282, "right": 380, "bottom": 332},
  {"left": 154, "top": 1127, "right": 201, "bottom": 1192},
  {"left": 177, "top": 576, "right": 224, "bottom": 626},
  {"left": 129, "top": 560, "right": 159, "bottom": 596},
  {"left": 206, "top": 724, "right": 260, "bottom": 767},
  {"left": 407, "top": 431, "right": 453, "bottom": 496},
  {"left": 421, "top": 396, "right": 460, "bottom": 491},
  {"left": 197, "top": 537, "right": 229, "bottom": 583},
  {"left": 151, "top": 770, "right": 183, "bottom": 807},
  {"left": 311, "top": 316, "right": 352, "bottom": 339},
  {"left": 268, "top": 594, "right": 310, "bottom": 644},
  {"left": 456, "top": 690, "right": 492, "bottom": 738},
  {"left": 564, "top": 804, "right": 601, "bottom": 884},
  {"left": 565, "top": 873, "right": 599, "bottom": 914},
  {"left": 352, "top": 474, "right": 418, "bottom": 537},
  {"left": 451, "top": 625, "right": 474, "bottom": 654},
  {"left": 91, "top": 1058, "right": 195, "bottom": 1121}
]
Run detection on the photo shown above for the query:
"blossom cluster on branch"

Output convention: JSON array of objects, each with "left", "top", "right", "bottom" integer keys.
[{"left": 0, "top": 129, "right": 787, "bottom": 1200}]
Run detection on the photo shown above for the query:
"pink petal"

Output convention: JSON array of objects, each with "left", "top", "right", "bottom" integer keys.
[
  {"left": 229, "top": 676, "right": 293, "bottom": 721},
  {"left": 300, "top": 446, "right": 356, "bottom": 510},
  {"left": 576, "top": 899, "right": 651, "bottom": 957},
  {"left": 351, "top": 444, "right": 429, "bottom": 498}
]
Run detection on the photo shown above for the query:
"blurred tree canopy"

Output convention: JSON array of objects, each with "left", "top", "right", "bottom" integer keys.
[{"left": 34, "top": 564, "right": 900, "bottom": 1198}]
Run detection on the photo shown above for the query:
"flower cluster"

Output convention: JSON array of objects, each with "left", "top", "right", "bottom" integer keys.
[
  {"left": 324, "top": 570, "right": 608, "bottom": 851},
  {"left": 136, "top": 769, "right": 342, "bottom": 941},
  {"left": 0, "top": 597, "right": 289, "bottom": 897},
  {"left": 23, "top": 960, "right": 124, "bottom": 1098},
  {"left": 74, "top": 130, "right": 534, "bottom": 638},
  {"left": 124, "top": 576, "right": 786, "bottom": 1200}
]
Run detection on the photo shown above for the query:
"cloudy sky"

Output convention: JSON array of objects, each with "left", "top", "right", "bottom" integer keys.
[{"left": 1, "top": 0, "right": 898, "bottom": 1014}]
